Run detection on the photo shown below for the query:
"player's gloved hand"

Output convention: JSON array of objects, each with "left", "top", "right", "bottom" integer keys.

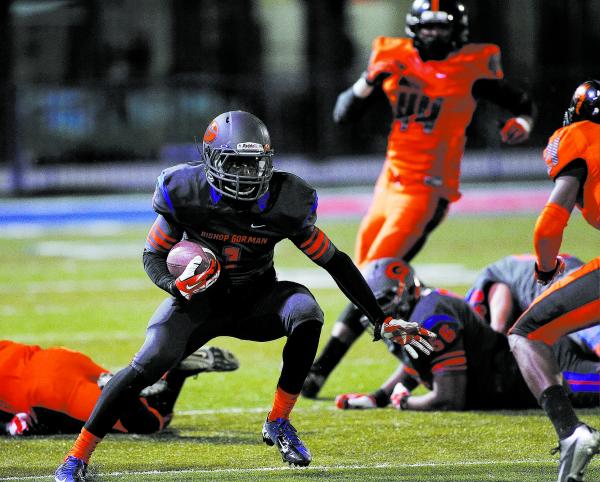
[
  {"left": 390, "top": 382, "right": 411, "bottom": 410},
  {"left": 379, "top": 316, "right": 436, "bottom": 359},
  {"left": 6, "top": 412, "right": 37, "bottom": 436},
  {"left": 335, "top": 393, "right": 377, "bottom": 410},
  {"left": 363, "top": 60, "right": 398, "bottom": 86},
  {"left": 500, "top": 116, "right": 532, "bottom": 144},
  {"left": 534, "top": 256, "right": 565, "bottom": 286},
  {"left": 175, "top": 255, "right": 220, "bottom": 300}
]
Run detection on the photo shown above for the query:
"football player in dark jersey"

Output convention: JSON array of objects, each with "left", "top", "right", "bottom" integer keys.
[
  {"left": 508, "top": 81, "right": 600, "bottom": 482},
  {"left": 55, "top": 111, "right": 436, "bottom": 481},
  {"left": 304, "top": 0, "right": 535, "bottom": 400},
  {"left": 332, "top": 258, "right": 600, "bottom": 412}
]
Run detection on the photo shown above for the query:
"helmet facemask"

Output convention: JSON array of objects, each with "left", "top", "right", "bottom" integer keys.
[{"left": 203, "top": 145, "right": 273, "bottom": 200}]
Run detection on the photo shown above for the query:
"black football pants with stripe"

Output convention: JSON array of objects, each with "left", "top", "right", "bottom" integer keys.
[{"left": 85, "top": 270, "right": 323, "bottom": 438}]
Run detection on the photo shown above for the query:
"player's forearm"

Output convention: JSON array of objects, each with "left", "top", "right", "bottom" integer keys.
[
  {"left": 142, "top": 250, "right": 178, "bottom": 297},
  {"left": 322, "top": 250, "right": 387, "bottom": 327},
  {"left": 473, "top": 78, "right": 535, "bottom": 119},
  {"left": 402, "top": 391, "right": 461, "bottom": 411},
  {"left": 333, "top": 86, "right": 370, "bottom": 124},
  {"left": 533, "top": 203, "right": 569, "bottom": 271}
]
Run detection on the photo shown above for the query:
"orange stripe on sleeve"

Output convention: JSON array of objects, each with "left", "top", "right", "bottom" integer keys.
[
  {"left": 150, "top": 229, "right": 173, "bottom": 249},
  {"left": 432, "top": 350, "right": 465, "bottom": 364},
  {"left": 311, "top": 237, "right": 331, "bottom": 261},
  {"left": 155, "top": 224, "right": 177, "bottom": 243},
  {"left": 299, "top": 228, "right": 319, "bottom": 249},
  {"left": 303, "top": 230, "right": 326, "bottom": 256},
  {"left": 146, "top": 236, "right": 163, "bottom": 251}
]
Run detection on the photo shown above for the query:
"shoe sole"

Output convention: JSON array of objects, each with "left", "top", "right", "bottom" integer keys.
[{"left": 175, "top": 347, "right": 240, "bottom": 376}]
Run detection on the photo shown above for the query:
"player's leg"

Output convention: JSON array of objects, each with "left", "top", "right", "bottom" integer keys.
[
  {"left": 56, "top": 292, "right": 224, "bottom": 480},
  {"left": 362, "top": 189, "right": 447, "bottom": 265},
  {"left": 302, "top": 303, "right": 365, "bottom": 398},
  {"left": 354, "top": 172, "right": 389, "bottom": 266},
  {"left": 552, "top": 336, "right": 600, "bottom": 408},
  {"left": 227, "top": 279, "right": 323, "bottom": 466},
  {"left": 508, "top": 259, "right": 600, "bottom": 481}
]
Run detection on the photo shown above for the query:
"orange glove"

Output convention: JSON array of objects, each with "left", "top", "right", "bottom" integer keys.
[{"left": 335, "top": 393, "right": 377, "bottom": 410}]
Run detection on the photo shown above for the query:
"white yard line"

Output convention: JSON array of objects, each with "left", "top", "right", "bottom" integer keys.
[{"left": 0, "top": 459, "right": 557, "bottom": 481}]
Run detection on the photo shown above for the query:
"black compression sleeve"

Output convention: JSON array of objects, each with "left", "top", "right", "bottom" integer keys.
[
  {"left": 333, "top": 86, "right": 370, "bottom": 124},
  {"left": 472, "top": 78, "right": 535, "bottom": 118},
  {"left": 143, "top": 249, "right": 178, "bottom": 297},
  {"left": 322, "top": 250, "right": 386, "bottom": 327}
]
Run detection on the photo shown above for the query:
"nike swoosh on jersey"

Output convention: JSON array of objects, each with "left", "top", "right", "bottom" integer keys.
[{"left": 251, "top": 223, "right": 266, "bottom": 228}]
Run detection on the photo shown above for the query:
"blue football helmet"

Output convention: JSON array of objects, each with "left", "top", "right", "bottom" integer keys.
[
  {"left": 199, "top": 111, "right": 274, "bottom": 201},
  {"left": 362, "top": 258, "right": 422, "bottom": 320}
]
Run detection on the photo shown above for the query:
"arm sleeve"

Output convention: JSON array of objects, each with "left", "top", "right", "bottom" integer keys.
[
  {"left": 291, "top": 226, "right": 386, "bottom": 326},
  {"left": 143, "top": 215, "right": 184, "bottom": 297},
  {"left": 472, "top": 78, "right": 535, "bottom": 118},
  {"left": 333, "top": 86, "right": 372, "bottom": 124}
]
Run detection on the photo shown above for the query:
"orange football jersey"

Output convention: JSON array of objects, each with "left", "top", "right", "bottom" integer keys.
[
  {"left": 369, "top": 37, "right": 503, "bottom": 200},
  {"left": 543, "top": 120, "right": 600, "bottom": 229}
]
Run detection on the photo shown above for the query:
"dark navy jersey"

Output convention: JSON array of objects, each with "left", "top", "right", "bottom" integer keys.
[
  {"left": 403, "top": 290, "right": 535, "bottom": 409},
  {"left": 149, "top": 163, "right": 324, "bottom": 284},
  {"left": 466, "top": 254, "right": 584, "bottom": 324}
]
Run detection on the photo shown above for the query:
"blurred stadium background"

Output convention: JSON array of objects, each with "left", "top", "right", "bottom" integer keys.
[{"left": 0, "top": 0, "right": 598, "bottom": 195}]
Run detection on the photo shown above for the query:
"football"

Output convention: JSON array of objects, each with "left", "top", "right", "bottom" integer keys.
[{"left": 166, "top": 239, "right": 211, "bottom": 278}]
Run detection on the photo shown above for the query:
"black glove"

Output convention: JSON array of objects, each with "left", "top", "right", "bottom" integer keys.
[{"left": 534, "top": 257, "right": 565, "bottom": 286}]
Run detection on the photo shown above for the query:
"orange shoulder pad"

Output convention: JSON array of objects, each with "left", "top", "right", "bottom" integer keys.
[
  {"left": 456, "top": 43, "right": 503, "bottom": 80},
  {"left": 543, "top": 124, "right": 588, "bottom": 179}
]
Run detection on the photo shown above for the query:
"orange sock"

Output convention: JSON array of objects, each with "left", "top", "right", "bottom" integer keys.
[
  {"left": 66, "top": 428, "right": 102, "bottom": 463},
  {"left": 268, "top": 386, "right": 299, "bottom": 421}
]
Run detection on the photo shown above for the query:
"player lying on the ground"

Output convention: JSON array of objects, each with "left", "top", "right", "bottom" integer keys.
[
  {"left": 303, "top": 252, "right": 589, "bottom": 399},
  {"left": 0, "top": 340, "right": 238, "bottom": 436},
  {"left": 332, "top": 258, "right": 600, "bottom": 411},
  {"left": 466, "top": 252, "right": 600, "bottom": 359},
  {"left": 55, "top": 111, "right": 436, "bottom": 481},
  {"left": 507, "top": 79, "right": 600, "bottom": 482}
]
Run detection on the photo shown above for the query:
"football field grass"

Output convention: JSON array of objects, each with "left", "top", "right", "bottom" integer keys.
[{"left": 0, "top": 211, "right": 599, "bottom": 481}]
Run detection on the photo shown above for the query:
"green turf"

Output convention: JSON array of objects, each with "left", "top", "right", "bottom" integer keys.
[{"left": 0, "top": 213, "right": 599, "bottom": 481}]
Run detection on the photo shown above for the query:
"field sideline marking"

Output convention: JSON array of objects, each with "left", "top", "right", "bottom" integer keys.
[{"left": 0, "top": 458, "right": 558, "bottom": 481}]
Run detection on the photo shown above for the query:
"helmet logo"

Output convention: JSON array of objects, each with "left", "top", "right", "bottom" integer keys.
[
  {"left": 237, "top": 142, "right": 265, "bottom": 153},
  {"left": 204, "top": 121, "right": 219, "bottom": 143}
]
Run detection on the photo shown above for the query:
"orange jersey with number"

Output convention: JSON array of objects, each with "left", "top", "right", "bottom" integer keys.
[
  {"left": 369, "top": 37, "right": 503, "bottom": 200},
  {"left": 543, "top": 120, "right": 600, "bottom": 229}
]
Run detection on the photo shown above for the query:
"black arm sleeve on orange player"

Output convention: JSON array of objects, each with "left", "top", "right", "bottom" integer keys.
[
  {"left": 322, "top": 250, "right": 387, "bottom": 329},
  {"left": 333, "top": 87, "right": 370, "bottom": 124},
  {"left": 472, "top": 78, "right": 535, "bottom": 118}
]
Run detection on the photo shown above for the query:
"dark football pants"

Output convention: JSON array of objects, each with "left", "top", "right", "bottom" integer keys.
[
  {"left": 85, "top": 273, "right": 323, "bottom": 438},
  {"left": 552, "top": 336, "right": 600, "bottom": 407}
]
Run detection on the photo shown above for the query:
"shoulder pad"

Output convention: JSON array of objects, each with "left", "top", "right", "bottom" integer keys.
[
  {"left": 369, "top": 36, "right": 410, "bottom": 63},
  {"left": 266, "top": 171, "right": 318, "bottom": 235},
  {"left": 543, "top": 125, "right": 588, "bottom": 180},
  {"left": 152, "top": 163, "right": 205, "bottom": 218},
  {"left": 458, "top": 43, "right": 503, "bottom": 79}
]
